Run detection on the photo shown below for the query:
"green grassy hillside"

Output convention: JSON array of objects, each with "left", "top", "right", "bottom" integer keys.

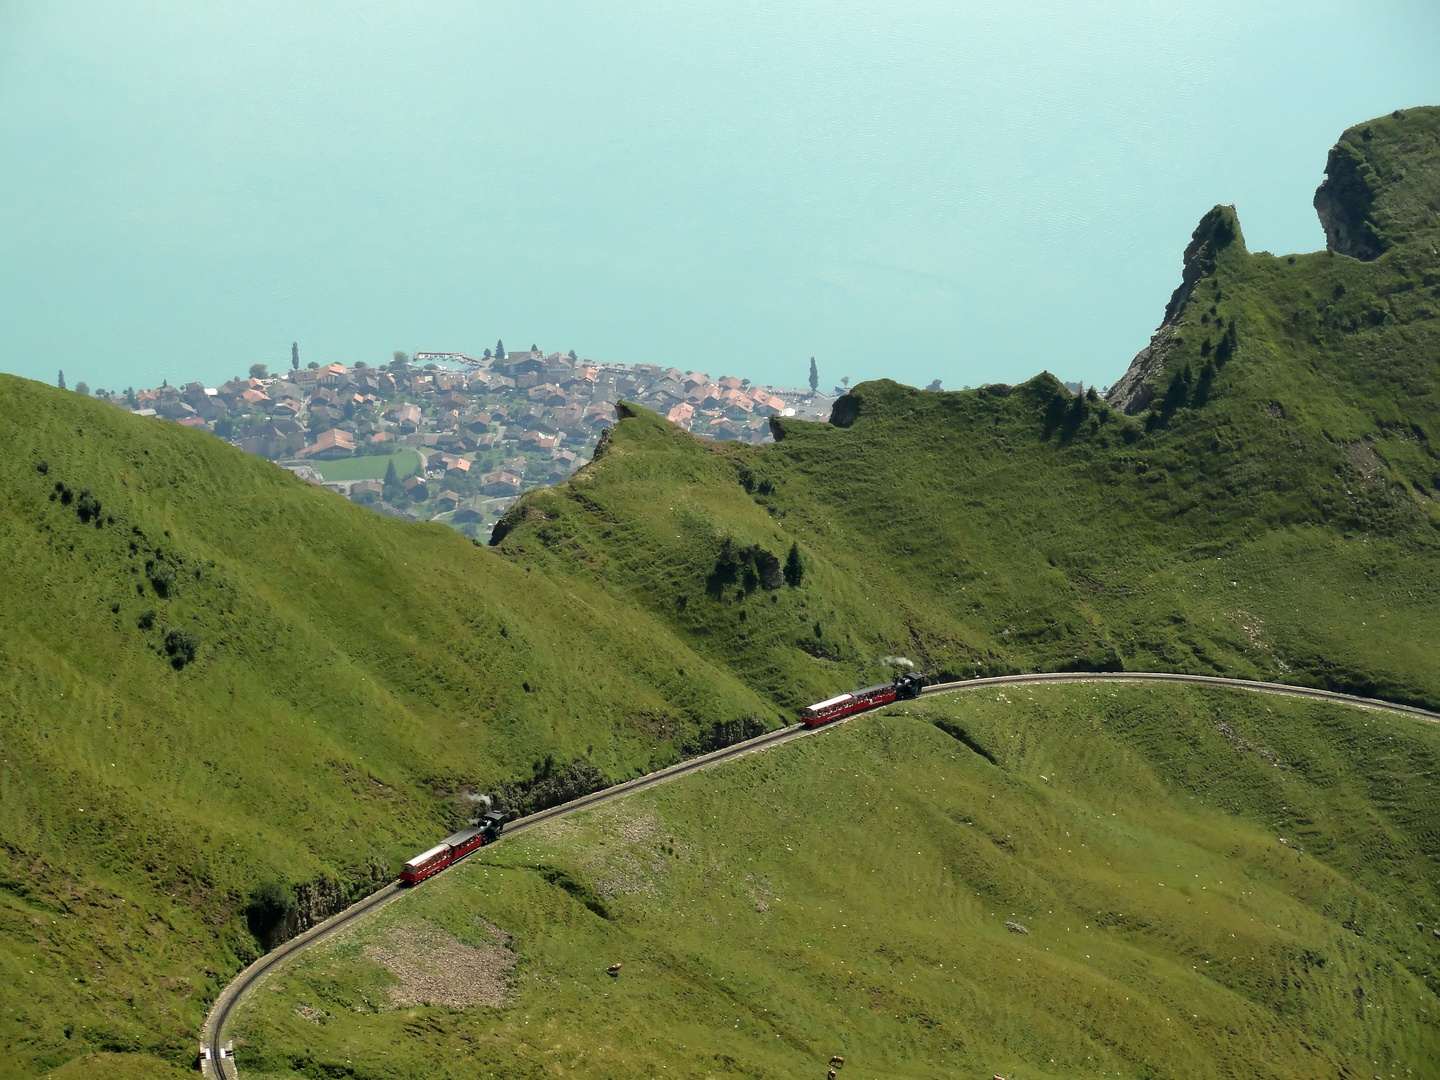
[
  {"left": 491, "top": 107, "right": 1440, "bottom": 714},
  {"left": 231, "top": 684, "right": 1440, "bottom": 1079},
  {"left": 2, "top": 106, "right": 1438, "bottom": 1077},
  {"left": 0, "top": 379, "right": 786, "bottom": 1077}
]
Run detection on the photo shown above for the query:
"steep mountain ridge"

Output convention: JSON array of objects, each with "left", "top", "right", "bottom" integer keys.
[
  {"left": 1115, "top": 105, "right": 1440, "bottom": 414},
  {"left": 1106, "top": 204, "right": 1245, "bottom": 413},
  {"left": 490, "top": 108, "right": 1440, "bottom": 715}
]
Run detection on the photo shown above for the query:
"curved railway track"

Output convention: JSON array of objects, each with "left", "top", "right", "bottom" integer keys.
[{"left": 200, "top": 670, "right": 1440, "bottom": 1076}]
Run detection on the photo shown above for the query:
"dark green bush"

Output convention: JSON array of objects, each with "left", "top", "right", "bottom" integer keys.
[
  {"left": 741, "top": 561, "right": 760, "bottom": 592},
  {"left": 145, "top": 560, "right": 176, "bottom": 597},
  {"left": 1193, "top": 360, "right": 1218, "bottom": 407},
  {"left": 164, "top": 628, "right": 199, "bottom": 668},
  {"left": 75, "top": 490, "right": 102, "bottom": 525},
  {"left": 706, "top": 538, "right": 741, "bottom": 597},
  {"left": 1215, "top": 323, "right": 1238, "bottom": 365},
  {"left": 708, "top": 538, "right": 783, "bottom": 596}
]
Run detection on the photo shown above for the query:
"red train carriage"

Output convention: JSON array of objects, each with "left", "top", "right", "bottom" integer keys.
[
  {"left": 400, "top": 810, "right": 506, "bottom": 885},
  {"left": 401, "top": 842, "right": 452, "bottom": 885},
  {"left": 445, "top": 825, "right": 489, "bottom": 864},
  {"left": 801, "top": 675, "right": 925, "bottom": 727},
  {"left": 801, "top": 683, "right": 896, "bottom": 726}
]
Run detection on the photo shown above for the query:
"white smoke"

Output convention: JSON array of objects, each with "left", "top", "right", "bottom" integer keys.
[
  {"left": 881, "top": 655, "right": 915, "bottom": 668},
  {"left": 459, "top": 791, "right": 494, "bottom": 826}
]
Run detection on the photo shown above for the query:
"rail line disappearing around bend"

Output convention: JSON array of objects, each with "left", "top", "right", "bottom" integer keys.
[{"left": 199, "top": 670, "right": 1440, "bottom": 1077}]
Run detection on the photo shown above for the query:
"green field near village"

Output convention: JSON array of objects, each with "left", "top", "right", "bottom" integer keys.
[
  {"left": 230, "top": 683, "right": 1440, "bottom": 1080},
  {"left": 314, "top": 450, "right": 424, "bottom": 483}
]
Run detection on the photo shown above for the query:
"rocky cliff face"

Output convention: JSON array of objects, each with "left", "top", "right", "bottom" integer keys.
[
  {"left": 1314, "top": 139, "right": 1388, "bottom": 260},
  {"left": 272, "top": 858, "right": 392, "bottom": 946},
  {"left": 1108, "top": 107, "right": 1440, "bottom": 416},
  {"left": 1107, "top": 205, "right": 1244, "bottom": 415},
  {"left": 1313, "top": 107, "right": 1440, "bottom": 260}
]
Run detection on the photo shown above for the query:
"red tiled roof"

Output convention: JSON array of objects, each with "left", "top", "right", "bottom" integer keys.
[{"left": 303, "top": 428, "right": 355, "bottom": 455}]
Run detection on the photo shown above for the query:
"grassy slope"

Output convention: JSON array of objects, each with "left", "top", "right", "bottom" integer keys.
[
  {"left": 4, "top": 107, "right": 1439, "bottom": 1076},
  {"left": 232, "top": 684, "right": 1440, "bottom": 1079},
  {"left": 0, "top": 380, "right": 782, "bottom": 1077},
  {"left": 491, "top": 109, "right": 1440, "bottom": 712}
]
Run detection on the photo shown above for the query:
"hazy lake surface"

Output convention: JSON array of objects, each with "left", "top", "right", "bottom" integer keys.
[{"left": 2, "top": 1, "right": 1437, "bottom": 394}]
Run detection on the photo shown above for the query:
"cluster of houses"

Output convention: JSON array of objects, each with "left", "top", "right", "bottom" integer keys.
[{"left": 100, "top": 347, "right": 835, "bottom": 537}]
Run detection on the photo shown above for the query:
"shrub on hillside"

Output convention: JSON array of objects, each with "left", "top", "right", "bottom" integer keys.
[
  {"left": 706, "top": 538, "right": 741, "bottom": 596},
  {"left": 164, "top": 628, "right": 199, "bottom": 669},
  {"left": 75, "top": 489, "right": 102, "bottom": 525},
  {"left": 145, "top": 559, "right": 176, "bottom": 597},
  {"left": 707, "top": 538, "right": 784, "bottom": 597},
  {"left": 741, "top": 560, "right": 760, "bottom": 592},
  {"left": 1216, "top": 322, "right": 1238, "bottom": 364}
]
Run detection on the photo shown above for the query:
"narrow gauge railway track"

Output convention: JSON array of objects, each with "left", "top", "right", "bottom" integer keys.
[
  {"left": 200, "top": 722, "right": 811, "bottom": 1077},
  {"left": 200, "top": 671, "right": 1440, "bottom": 1076},
  {"left": 920, "top": 670, "right": 1440, "bottom": 724}
]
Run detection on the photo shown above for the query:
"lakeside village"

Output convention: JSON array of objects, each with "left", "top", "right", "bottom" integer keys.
[{"left": 80, "top": 345, "right": 841, "bottom": 539}]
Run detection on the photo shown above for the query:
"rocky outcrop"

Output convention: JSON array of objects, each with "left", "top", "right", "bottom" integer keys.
[
  {"left": 1314, "top": 139, "right": 1387, "bottom": 260},
  {"left": 1105, "top": 331, "right": 1170, "bottom": 416},
  {"left": 1107, "top": 206, "right": 1244, "bottom": 415},
  {"left": 828, "top": 392, "right": 861, "bottom": 428},
  {"left": 1314, "top": 107, "right": 1440, "bottom": 259},
  {"left": 268, "top": 857, "right": 392, "bottom": 947},
  {"left": 489, "top": 498, "right": 546, "bottom": 546}
]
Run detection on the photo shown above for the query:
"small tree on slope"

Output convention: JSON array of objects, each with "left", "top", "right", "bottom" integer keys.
[{"left": 784, "top": 542, "right": 804, "bottom": 587}]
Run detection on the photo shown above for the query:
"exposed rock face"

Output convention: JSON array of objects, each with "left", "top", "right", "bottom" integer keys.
[
  {"left": 1109, "top": 108, "right": 1440, "bottom": 416},
  {"left": 1106, "top": 329, "right": 1171, "bottom": 417},
  {"left": 1107, "top": 206, "right": 1244, "bottom": 415},
  {"left": 489, "top": 498, "right": 546, "bottom": 546},
  {"left": 829, "top": 392, "right": 861, "bottom": 428},
  {"left": 271, "top": 858, "right": 392, "bottom": 946},
  {"left": 1314, "top": 139, "right": 1387, "bottom": 260},
  {"left": 1313, "top": 108, "right": 1440, "bottom": 260}
]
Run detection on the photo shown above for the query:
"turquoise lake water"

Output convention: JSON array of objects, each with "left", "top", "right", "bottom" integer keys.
[{"left": 2, "top": 2, "right": 1438, "bottom": 395}]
